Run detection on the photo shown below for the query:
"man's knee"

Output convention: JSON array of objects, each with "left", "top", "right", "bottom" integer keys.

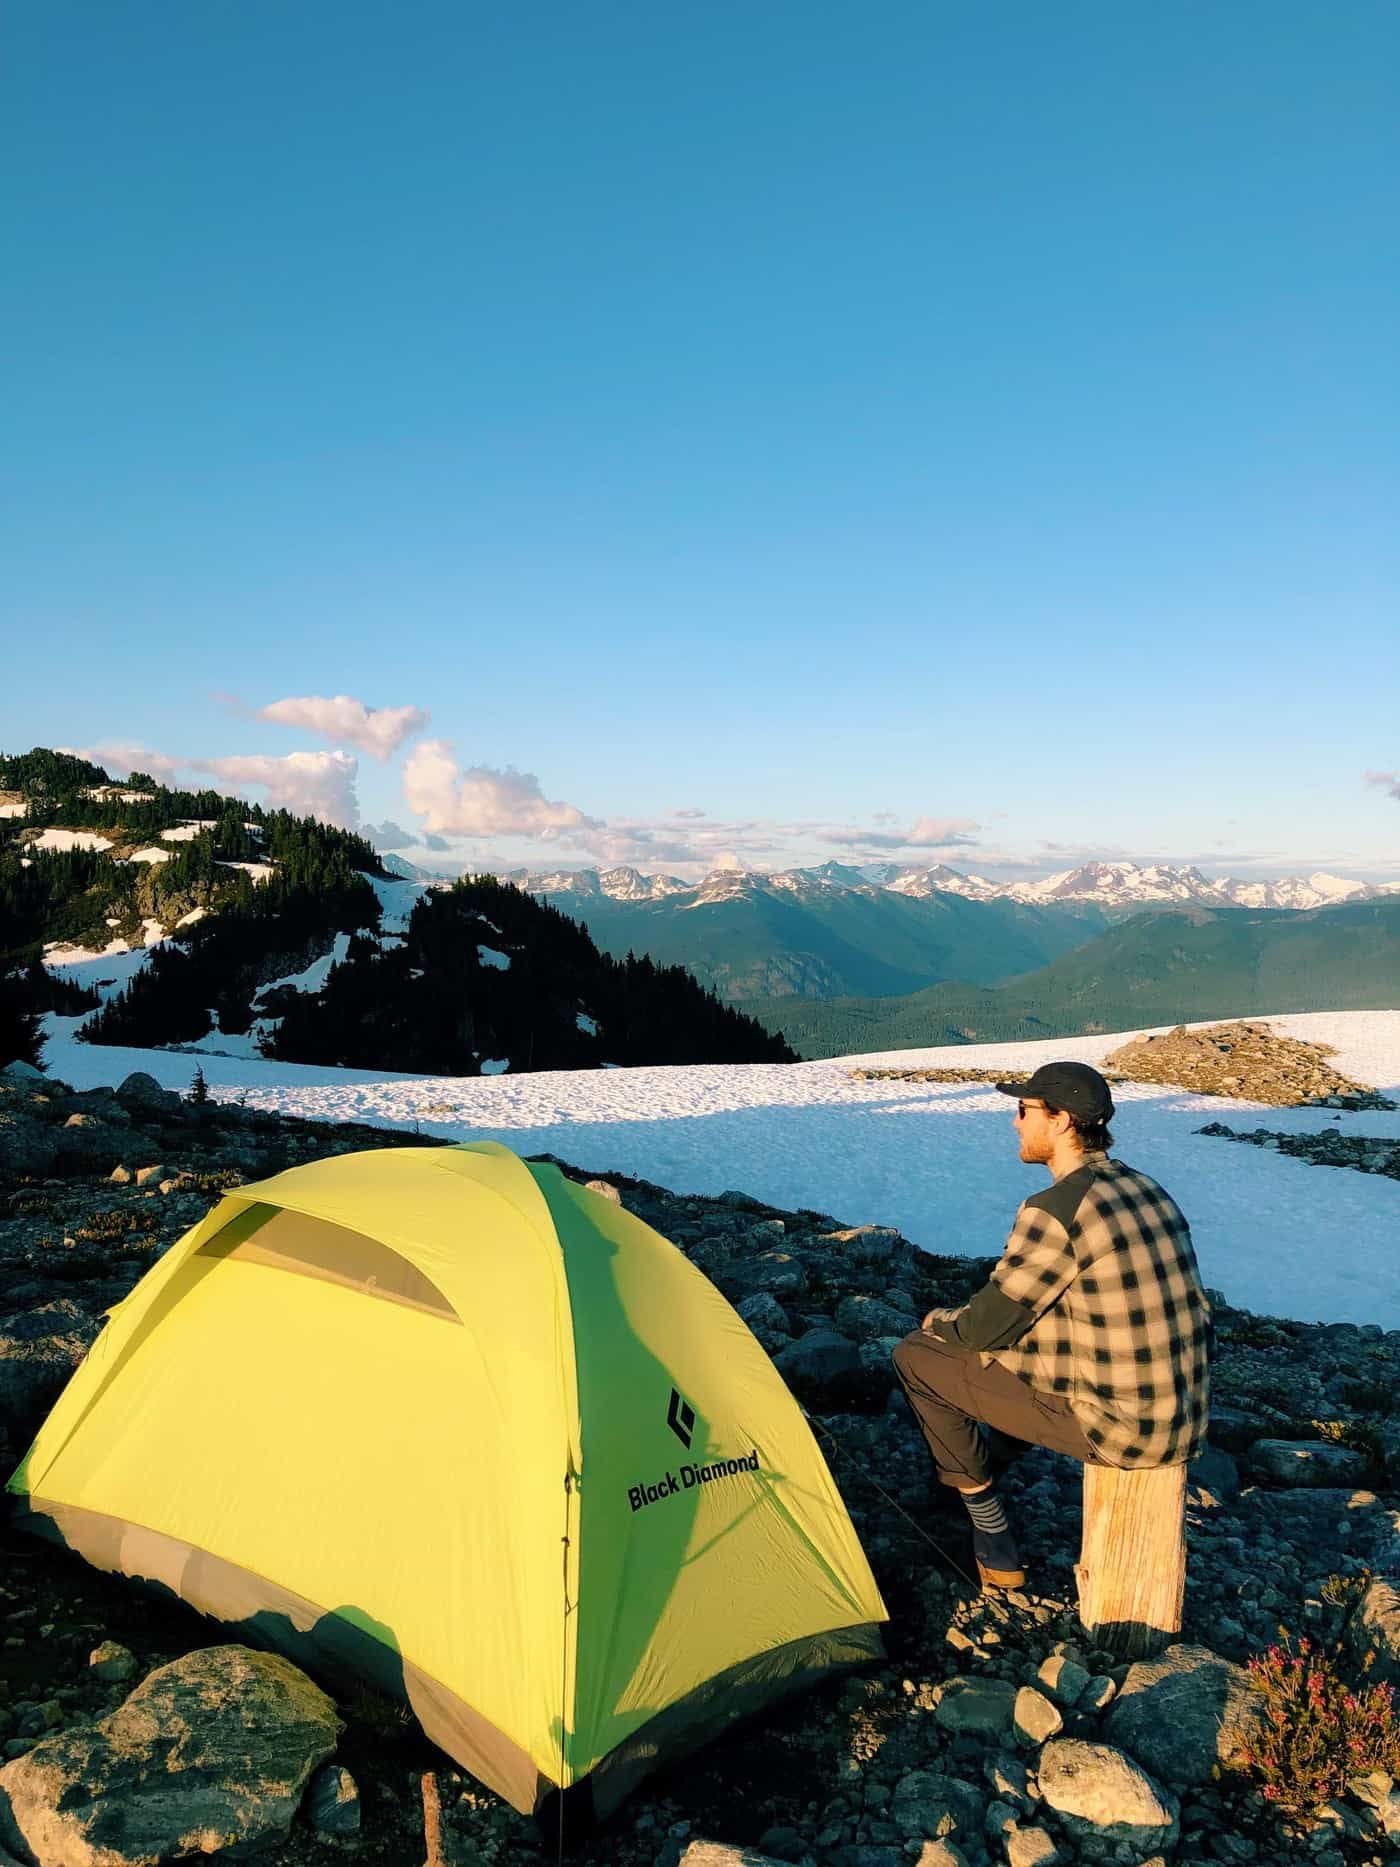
[{"left": 891, "top": 1331, "right": 926, "bottom": 1384}]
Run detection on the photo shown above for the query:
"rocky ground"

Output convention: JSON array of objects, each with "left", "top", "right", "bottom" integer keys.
[
  {"left": 1100, "top": 1024, "right": 1397, "bottom": 1110},
  {"left": 1197, "top": 1122, "right": 1400, "bottom": 1185},
  {"left": 2, "top": 1065, "right": 1400, "bottom": 1867}
]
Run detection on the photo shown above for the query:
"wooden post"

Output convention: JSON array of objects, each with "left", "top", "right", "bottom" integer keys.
[
  {"left": 1075, "top": 1462, "right": 1186, "bottom": 1659},
  {"left": 421, "top": 1771, "right": 446, "bottom": 1867}
]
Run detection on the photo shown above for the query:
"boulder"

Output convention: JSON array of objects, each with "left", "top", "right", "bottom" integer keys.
[
  {"left": 821, "top": 1225, "right": 905, "bottom": 1267},
  {"left": 87, "top": 1644, "right": 136, "bottom": 1685},
  {"left": 53, "top": 1117, "right": 125, "bottom": 1176},
  {"left": 735, "top": 1292, "right": 791, "bottom": 1351},
  {"left": 772, "top": 1329, "right": 863, "bottom": 1406},
  {"left": 834, "top": 1295, "right": 919, "bottom": 1342},
  {"left": 303, "top": 1761, "right": 360, "bottom": 1838},
  {"left": 731, "top": 1252, "right": 809, "bottom": 1301},
  {"left": 932, "top": 1677, "right": 1019, "bottom": 1741},
  {"left": 115, "top": 1073, "right": 179, "bottom": 1110},
  {"left": 0, "top": 1646, "right": 340, "bottom": 1867},
  {"left": 1348, "top": 1577, "right": 1400, "bottom": 1685},
  {"left": 0, "top": 1112, "right": 59, "bottom": 1181},
  {"left": 1, "top": 1062, "right": 46, "bottom": 1083},
  {"left": 1012, "top": 1686, "right": 1063, "bottom": 1745},
  {"left": 1036, "top": 1738, "right": 1179, "bottom": 1853},
  {"left": 1247, "top": 1439, "right": 1371, "bottom": 1487},
  {"left": 889, "top": 1769, "right": 983, "bottom": 1841},
  {"left": 0, "top": 1302, "right": 101, "bottom": 1451},
  {"left": 1103, "top": 1643, "right": 1265, "bottom": 1787},
  {"left": 1186, "top": 1445, "right": 1240, "bottom": 1507}
]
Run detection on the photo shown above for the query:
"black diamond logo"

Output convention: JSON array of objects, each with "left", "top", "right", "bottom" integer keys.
[{"left": 666, "top": 1387, "right": 696, "bottom": 1449}]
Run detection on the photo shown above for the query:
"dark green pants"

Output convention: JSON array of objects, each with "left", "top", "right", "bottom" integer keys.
[{"left": 892, "top": 1328, "right": 1102, "bottom": 1490}]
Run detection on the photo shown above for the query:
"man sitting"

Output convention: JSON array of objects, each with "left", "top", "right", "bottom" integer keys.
[{"left": 892, "top": 1061, "right": 1212, "bottom": 1590}]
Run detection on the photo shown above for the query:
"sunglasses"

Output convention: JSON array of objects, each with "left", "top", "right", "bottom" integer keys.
[{"left": 1016, "top": 1100, "right": 1053, "bottom": 1119}]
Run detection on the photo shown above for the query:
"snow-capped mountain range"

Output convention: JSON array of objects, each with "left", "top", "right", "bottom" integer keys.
[{"left": 499, "top": 858, "right": 1398, "bottom": 913}]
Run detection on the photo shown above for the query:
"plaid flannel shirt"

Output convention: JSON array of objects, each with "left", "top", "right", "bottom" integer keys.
[{"left": 984, "top": 1153, "right": 1212, "bottom": 1466}]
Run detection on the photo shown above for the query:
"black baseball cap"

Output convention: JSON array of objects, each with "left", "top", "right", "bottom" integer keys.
[{"left": 995, "top": 1061, "right": 1115, "bottom": 1122}]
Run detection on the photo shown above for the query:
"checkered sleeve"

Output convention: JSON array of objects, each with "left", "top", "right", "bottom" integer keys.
[{"left": 990, "top": 1201, "right": 1079, "bottom": 1320}]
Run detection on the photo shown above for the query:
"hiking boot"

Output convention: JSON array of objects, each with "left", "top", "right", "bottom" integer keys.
[{"left": 972, "top": 1523, "right": 1026, "bottom": 1591}]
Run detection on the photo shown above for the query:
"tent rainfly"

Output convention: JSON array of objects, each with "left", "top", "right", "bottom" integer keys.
[{"left": 7, "top": 1142, "right": 887, "bottom": 1821}]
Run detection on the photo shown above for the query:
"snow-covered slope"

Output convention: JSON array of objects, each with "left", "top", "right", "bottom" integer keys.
[{"left": 38, "top": 1010, "right": 1400, "bottom": 1330}]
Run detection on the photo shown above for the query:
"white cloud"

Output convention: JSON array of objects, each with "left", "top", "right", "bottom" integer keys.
[
  {"left": 192, "top": 751, "right": 360, "bottom": 827},
  {"left": 403, "top": 741, "right": 600, "bottom": 839},
  {"left": 819, "top": 815, "right": 980, "bottom": 851},
  {"left": 255, "top": 694, "right": 430, "bottom": 760},
  {"left": 1365, "top": 770, "right": 1400, "bottom": 802},
  {"left": 65, "top": 741, "right": 183, "bottom": 783},
  {"left": 366, "top": 818, "right": 450, "bottom": 853}
]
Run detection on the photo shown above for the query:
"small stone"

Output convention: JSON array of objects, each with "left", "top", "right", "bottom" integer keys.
[
  {"left": 584, "top": 1179, "right": 622, "bottom": 1204},
  {"left": 134, "top": 1164, "right": 166, "bottom": 1188},
  {"left": 86, "top": 1643, "right": 136, "bottom": 1684},
  {"left": 933, "top": 1677, "right": 1019, "bottom": 1739},
  {"left": 1036, "top": 1655, "right": 1090, "bottom": 1708},
  {"left": 304, "top": 1762, "right": 360, "bottom": 1837},
  {"left": 108, "top": 1166, "right": 131, "bottom": 1185},
  {"left": 1013, "top": 1687, "right": 1063, "bottom": 1746}
]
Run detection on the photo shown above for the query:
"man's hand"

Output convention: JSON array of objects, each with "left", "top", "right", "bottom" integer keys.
[{"left": 922, "top": 1305, "right": 962, "bottom": 1331}]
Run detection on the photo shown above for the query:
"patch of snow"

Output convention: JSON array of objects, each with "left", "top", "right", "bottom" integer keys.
[
  {"left": 105, "top": 917, "right": 122, "bottom": 928},
  {"left": 176, "top": 907, "right": 207, "bottom": 929},
  {"left": 366, "top": 874, "right": 424, "bottom": 937},
  {"left": 0, "top": 802, "right": 28, "bottom": 819},
  {"left": 219, "top": 861, "right": 275, "bottom": 883},
  {"left": 31, "top": 829, "right": 114, "bottom": 853},
  {"left": 251, "top": 934, "right": 351, "bottom": 1000},
  {"left": 577, "top": 1012, "right": 599, "bottom": 1036},
  {"left": 141, "top": 918, "right": 166, "bottom": 947},
  {"left": 159, "top": 822, "right": 217, "bottom": 842},
  {"left": 480, "top": 1058, "right": 510, "bottom": 1075},
  {"left": 477, "top": 946, "right": 510, "bottom": 971},
  {"left": 125, "top": 846, "right": 171, "bottom": 865},
  {"left": 42, "top": 938, "right": 149, "bottom": 1001},
  {"left": 32, "top": 1009, "right": 1400, "bottom": 1328}
]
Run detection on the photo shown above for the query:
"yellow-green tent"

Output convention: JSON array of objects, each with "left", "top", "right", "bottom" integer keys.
[{"left": 7, "top": 1142, "right": 886, "bottom": 1819}]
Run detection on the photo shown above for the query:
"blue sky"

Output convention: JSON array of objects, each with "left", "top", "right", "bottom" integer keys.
[{"left": 3, "top": 1, "right": 1397, "bottom": 879}]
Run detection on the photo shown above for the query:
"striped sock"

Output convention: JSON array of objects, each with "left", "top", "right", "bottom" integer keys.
[{"left": 961, "top": 1483, "right": 1009, "bottom": 1536}]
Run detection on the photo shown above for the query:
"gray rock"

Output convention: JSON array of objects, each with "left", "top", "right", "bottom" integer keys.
[
  {"left": 1, "top": 1061, "right": 46, "bottom": 1083},
  {"left": 52, "top": 1115, "right": 124, "bottom": 1175},
  {"left": 772, "top": 1329, "right": 863, "bottom": 1404},
  {"left": 735, "top": 1292, "right": 791, "bottom": 1350},
  {"left": 0, "top": 1112, "right": 59, "bottom": 1180},
  {"left": 1206, "top": 1403, "right": 1269, "bottom": 1454},
  {"left": 833, "top": 1295, "right": 919, "bottom": 1342},
  {"left": 933, "top": 1677, "right": 1019, "bottom": 1740},
  {"left": 890, "top": 1769, "right": 983, "bottom": 1841},
  {"left": 909, "top": 1846, "right": 969, "bottom": 1867},
  {"left": 0, "top": 1645, "right": 340, "bottom": 1867},
  {"left": 678, "top": 1846, "right": 790, "bottom": 1866},
  {"left": 732, "top": 1252, "right": 809, "bottom": 1300},
  {"left": 1013, "top": 1687, "right": 1063, "bottom": 1745},
  {"left": 1037, "top": 1738, "right": 1179, "bottom": 1851},
  {"left": 0, "top": 1302, "right": 101, "bottom": 1451},
  {"left": 584, "top": 1178, "right": 622, "bottom": 1204},
  {"left": 1187, "top": 1445, "right": 1241, "bottom": 1506},
  {"left": 86, "top": 1644, "right": 135, "bottom": 1685},
  {"left": 115, "top": 1072, "right": 174, "bottom": 1107},
  {"left": 983, "top": 1751, "right": 1036, "bottom": 1809},
  {"left": 1349, "top": 1577, "right": 1400, "bottom": 1685},
  {"left": 822, "top": 1225, "right": 905, "bottom": 1267},
  {"left": 1103, "top": 1643, "right": 1265, "bottom": 1786},
  {"left": 1036, "top": 1655, "right": 1091, "bottom": 1708},
  {"left": 1004, "top": 1824, "right": 1061, "bottom": 1867},
  {"left": 1247, "top": 1439, "right": 1371, "bottom": 1486},
  {"left": 303, "top": 1761, "right": 360, "bottom": 1837}
]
